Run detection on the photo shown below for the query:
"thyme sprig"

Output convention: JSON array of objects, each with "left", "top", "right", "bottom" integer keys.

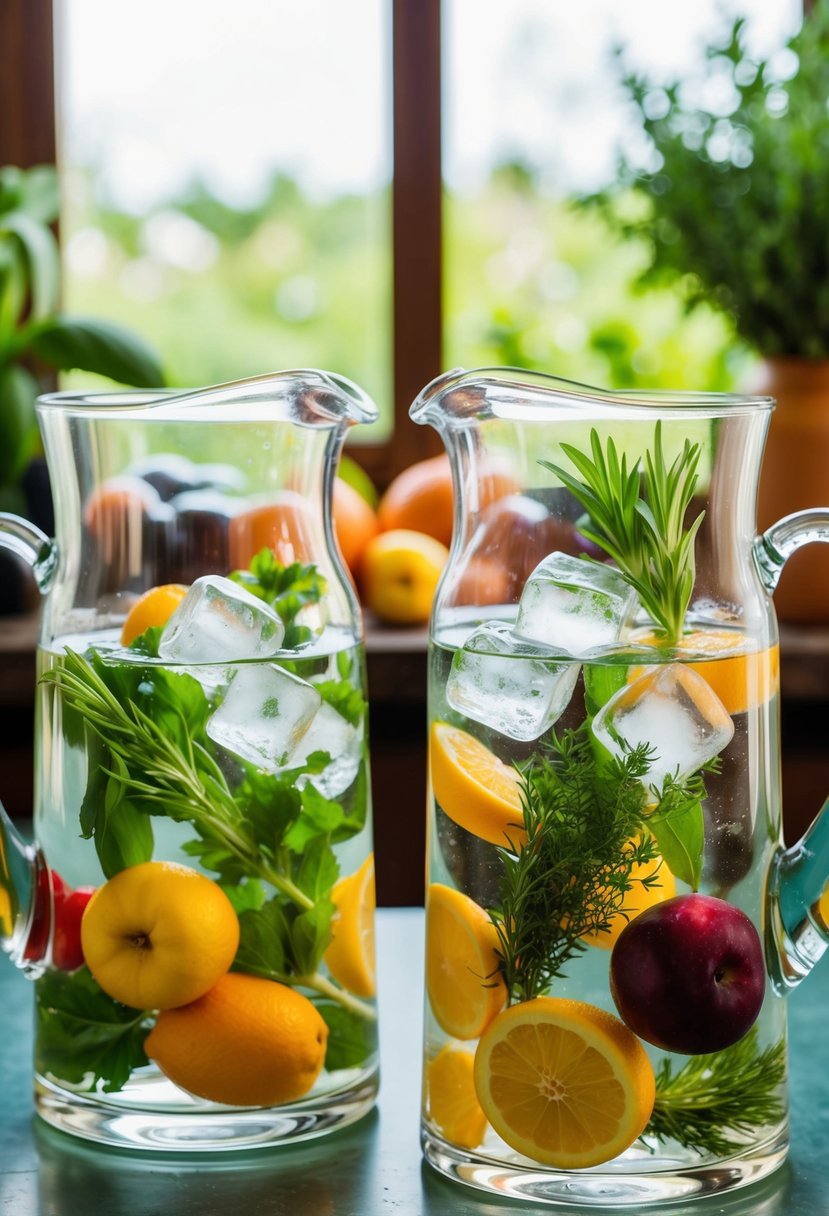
[
  {"left": 648, "top": 1029, "right": 787, "bottom": 1156},
  {"left": 540, "top": 422, "right": 705, "bottom": 644},
  {"left": 491, "top": 727, "right": 658, "bottom": 1004}
]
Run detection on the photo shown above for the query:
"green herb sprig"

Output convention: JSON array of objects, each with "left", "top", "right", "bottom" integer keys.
[
  {"left": 491, "top": 729, "right": 640, "bottom": 1002},
  {"left": 541, "top": 422, "right": 704, "bottom": 644},
  {"left": 648, "top": 1029, "right": 786, "bottom": 1156},
  {"left": 490, "top": 724, "right": 714, "bottom": 1003}
]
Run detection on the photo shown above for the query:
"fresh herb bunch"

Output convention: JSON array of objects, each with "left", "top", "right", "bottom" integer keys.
[
  {"left": 592, "top": 8, "right": 829, "bottom": 358},
  {"left": 490, "top": 725, "right": 710, "bottom": 1004},
  {"left": 648, "top": 1028, "right": 786, "bottom": 1156},
  {"left": 541, "top": 422, "right": 704, "bottom": 644},
  {"left": 229, "top": 548, "right": 327, "bottom": 648}
]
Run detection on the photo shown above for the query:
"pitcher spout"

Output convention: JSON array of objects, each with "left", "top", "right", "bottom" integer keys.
[{"left": 768, "top": 797, "right": 829, "bottom": 993}]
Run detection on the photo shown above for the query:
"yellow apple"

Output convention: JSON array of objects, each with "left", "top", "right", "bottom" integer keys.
[
  {"left": 359, "top": 528, "right": 449, "bottom": 624},
  {"left": 80, "top": 861, "right": 240, "bottom": 1010}
]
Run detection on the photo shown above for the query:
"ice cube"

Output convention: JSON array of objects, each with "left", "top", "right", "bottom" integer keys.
[
  {"left": 293, "top": 701, "right": 363, "bottom": 798},
  {"left": 591, "top": 662, "right": 734, "bottom": 789},
  {"left": 446, "top": 620, "right": 579, "bottom": 741},
  {"left": 158, "top": 575, "right": 285, "bottom": 665},
  {"left": 515, "top": 553, "right": 637, "bottom": 655},
  {"left": 206, "top": 663, "right": 321, "bottom": 771}
]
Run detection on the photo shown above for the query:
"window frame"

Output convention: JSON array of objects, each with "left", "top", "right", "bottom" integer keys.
[{"left": 0, "top": 0, "right": 443, "bottom": 487}]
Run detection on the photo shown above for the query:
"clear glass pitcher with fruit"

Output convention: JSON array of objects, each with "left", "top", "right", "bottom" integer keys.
[
  {"left": 413, "top": 367, "right": 829, "bottom": 1206},
  {"left": 0, "top": 370, "right": 379, "bottom": 1151}
]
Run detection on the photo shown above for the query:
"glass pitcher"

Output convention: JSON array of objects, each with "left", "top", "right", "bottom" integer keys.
[
  {"left": 0, "top": 370, "right": 380, "bottom": 1151},
  {"left": 413, "top": 367, "right": 829, "bottom": 1206}
]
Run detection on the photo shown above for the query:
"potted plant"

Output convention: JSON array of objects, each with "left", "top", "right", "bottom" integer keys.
[
  {"left": 0, "top": 164, "right": 164, "bottom": 610},
  {"left": 592, "top": 5, "right": 829, "bottom": 622}
]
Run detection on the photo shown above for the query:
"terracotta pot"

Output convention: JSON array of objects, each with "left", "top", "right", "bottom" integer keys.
[{"left": 753, "top": 357, "right": 829, "bottom": 624}]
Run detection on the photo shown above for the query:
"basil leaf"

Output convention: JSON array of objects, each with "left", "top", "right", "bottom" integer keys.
[
  {"left": 291, "top": 898, "right": 335, "bottom": 975},
  {"left": 234, "top": 899, "right": 292, "bottom": 978},
  {"left": 647, "top": 798, "right": 704, "bottom": 891},
  {"left": 317, "top": 1001, "right": 378, "bottom": 1072},
  {"left": 314, "top": 679, "right": 366, "bottom": 727},
  {"left": 583, "top": 662, "right": 629, "bottom": 717},
  {"left": 35, "top": 969, "right": 151, "bottom": 1093}
]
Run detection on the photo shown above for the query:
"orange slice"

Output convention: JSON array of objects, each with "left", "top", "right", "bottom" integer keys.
[
  {"left": 324, "top": 853, "right": 376, "bottom": 998},
  {"left": 121, "top": 583, "right": 188, "bottom": 646},
  {"left": 629, "top": 628, "right": 779, "bottom": 716},
  {"left": 473, "top": 997, "right": 655, "bottom": 1168},
  {"left": 426, "top": 883, "right": 507, "bottom": 1040},
  {"left": 430, "top": 722, "right": 525, "bottom": 848},
  {"left": 425, "top": 1046, "right": 488, "bottom": 1149}
]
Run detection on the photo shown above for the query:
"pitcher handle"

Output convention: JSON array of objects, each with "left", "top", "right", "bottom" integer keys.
[
  {"left": 0, "top": 511, "right": 58, "bottom": 592},
  {"left": 753, "top": 507, "right": 829, "bottom": 992}
]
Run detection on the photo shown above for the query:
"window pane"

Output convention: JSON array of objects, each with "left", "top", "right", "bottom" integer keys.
[
  {"left": 443, "top": 0, "right": 799, "bottom": 390},
  {"left": 57, "top": 0, "right": 393, "bottom": 436}
]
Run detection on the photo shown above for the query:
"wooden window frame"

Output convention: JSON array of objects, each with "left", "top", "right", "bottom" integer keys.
[{"left": 0, "top": 0, "right": 443, "bottom": 489}]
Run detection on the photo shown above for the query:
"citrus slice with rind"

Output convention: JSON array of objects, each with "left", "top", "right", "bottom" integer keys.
[
  {"left": 324, "top": 853, "right": 376, "bottom": 998},
  {"left": 425, "top": 1045, "right": 488, "bottom": 1149},
  {"left": 430, "top": 722, "right": 524, "bottom": 848},
  {"left": 473, "top": 996, "right": 656, "bottom": 1169},
  {"left": 629, "top": 628, "right": 779, "bottom": 716},
  {"left": 426, "top": 883, "right": 507, "bottom": 1040}
]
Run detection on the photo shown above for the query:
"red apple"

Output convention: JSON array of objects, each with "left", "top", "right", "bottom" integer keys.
[
  {"left": 52, "top": 884, "right": 96, "bottom": 971},
  {"left": 609, "top": 893, "right": 765, "bottom": 1055}
]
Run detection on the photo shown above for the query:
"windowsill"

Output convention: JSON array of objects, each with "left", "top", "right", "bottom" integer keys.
[{"left": 2, "top": 609, "right": 828, "bottom": 703}]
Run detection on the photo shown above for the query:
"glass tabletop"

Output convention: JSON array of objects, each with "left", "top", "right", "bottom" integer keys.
[{"left": 0, "top": 908, "right": 826, "bottom": 1216}]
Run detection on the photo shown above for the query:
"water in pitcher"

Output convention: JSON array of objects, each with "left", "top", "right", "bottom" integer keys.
[
  {"left": 32, "top": 585, "right": 378, "bottom": 1130},
  {"left": 424, "top": 606, "right": 787, "bottom": 1178}
]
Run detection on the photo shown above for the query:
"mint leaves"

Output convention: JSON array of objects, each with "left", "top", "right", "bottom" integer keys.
[{"left": 36, "top": 969, "right": 151, "bottom": 1093}]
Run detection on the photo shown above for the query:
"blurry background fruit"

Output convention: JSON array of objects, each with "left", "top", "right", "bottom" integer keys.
[
  {"left": 332, "top": 478, "right": 379, "bottom": 575},
  {"left": 360, "top": 528, "right": 448, "bottom": 624}
]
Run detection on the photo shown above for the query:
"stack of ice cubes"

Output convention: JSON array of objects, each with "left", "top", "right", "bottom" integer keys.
[
  {"left": 591, "top": 663, "right": 734, "bottom": 790},
  {"left": 156, "top": 575, "right": 358, "bottom": 785},
  {"left": 446, "top": 620, "right": 579, "bottom": 742},
  {"left": 446, "top": 552, "right": 638, "bottom": 742},
  {"left": 159, "top": 575, "right": 285, "bottom": 665},
  {"left": 513, "top": 553, "right": 638, "bottom": 654}
]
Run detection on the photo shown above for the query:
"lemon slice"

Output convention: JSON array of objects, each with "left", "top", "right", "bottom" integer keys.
[
  {"left": 426, "top": 883, "right": 507, "bottom": 1040},
  {"left": 324, "top": 853, "right": 376, "bottom": 998},
  {"left": 629, "top": 628, "right": 779, "bottom": 716},
  {"left": 474, "top": 996, "right": 655, "bottom": 1168},
  {"left": 425, "top": 1046, "right": 488, "bottom": 1149},
  {"left": 430, "top": 722, "right": 524, "bottom": 848}
]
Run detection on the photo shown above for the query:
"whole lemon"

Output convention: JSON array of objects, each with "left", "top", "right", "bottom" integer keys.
[
  {"left": 145, "top": 972, "right": 329, "bottom": 1106},
  {"left": 81, "top": 861, "right": 239, "bottom": 1011},
  {"left": 359, "top": 528, "right": 448, "bottom": 624}
]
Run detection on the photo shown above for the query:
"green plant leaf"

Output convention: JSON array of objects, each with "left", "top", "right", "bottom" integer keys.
[
  {"left": 291, "top": 897, "right": 335, "bottom": 975},
  {"left": 29, "top": 316, "right": 165, "bottom": 386},
  {"left": 0, "top": 363, "right": 39, "bottom": 486},
  {"left": 234, "top": 898, "right": 292, "bottom": 978},
  {"left": 317, "top": 1000, "right": 378, "bottom": 1071},
  {"left": 646, "top": 797, "right": 704, "bottom": 891},
  {"left": 35, "top": 968, "right": 151, "bottom": 1093},
  {"left": 0, "top": 210, "right": 60, "bottom": 322},
  {"left": 0, "top": 164, "right": 58, "bottom": 225}
]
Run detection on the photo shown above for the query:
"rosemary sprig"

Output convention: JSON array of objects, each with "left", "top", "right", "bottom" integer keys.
[
  {"left": 491, "top": 727, "right": 658, "bottom": 1003},
  {"left": 648, "top": 1029, "right": 787, "bottom": 1156},
  {"left": 540, "top": 422, "right": 705, "bottom": 644},
  {"left": 42, "top": 651, "right": 313, "bottom": 910}
]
